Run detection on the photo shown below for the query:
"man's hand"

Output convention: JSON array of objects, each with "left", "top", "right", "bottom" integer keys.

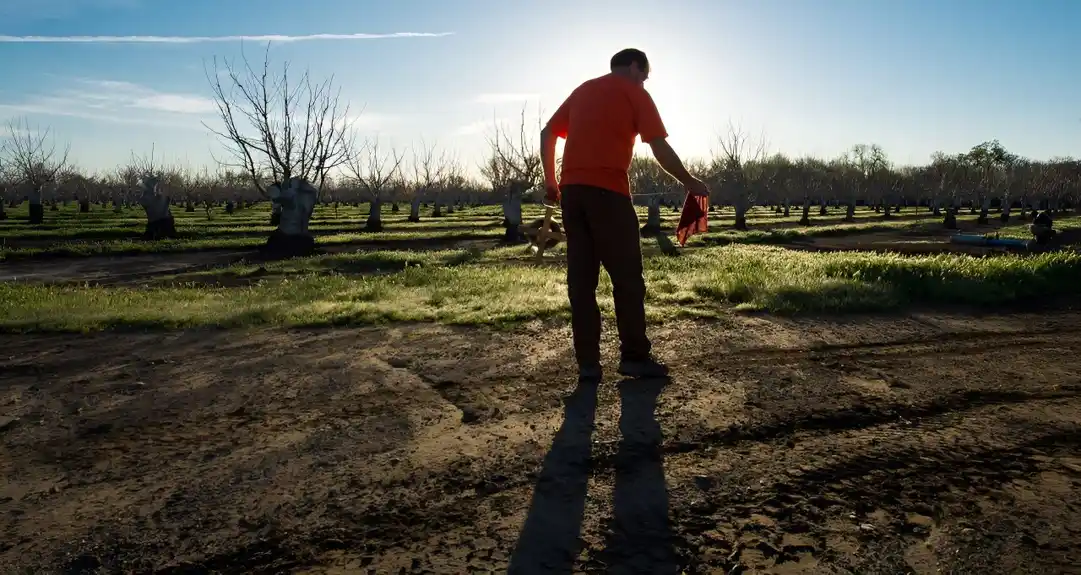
[
  {"left": 685, "top": 177, "right": 709, "bottom": 198},
  {"left": 544, "top": 182, "right": 561, "bottom": 204}
]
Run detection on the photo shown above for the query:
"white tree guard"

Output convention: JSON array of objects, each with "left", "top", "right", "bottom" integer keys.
[
  {"left": 139, "top": 176, "right": 172, "bottom": 223},
  {"left": 503, "top": 188, "right": 522, "bottom": 227},
  {"left": 269, "top": 177, "right": 318, "bottom": 236},
  {"left": 28, "top": 187, "right": 43, "bottom": 206},
  {"left": 367, "top": 197, "right": 383, "bottom": 228},
  {"left": 410, "top": 195, "right": 422, "bottom": 220},
  {"left": 646, "top": 196, "right": 661, "bottom": 229}
]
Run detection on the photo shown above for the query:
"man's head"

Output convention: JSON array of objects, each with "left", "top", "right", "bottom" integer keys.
[{"left": 609, "top": 48, "right": 649, "bottom": 85}]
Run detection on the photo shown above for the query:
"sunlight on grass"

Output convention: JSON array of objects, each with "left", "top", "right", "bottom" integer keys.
[{"left": 2, "top": 244, "right": 1079, "bottom": 333}]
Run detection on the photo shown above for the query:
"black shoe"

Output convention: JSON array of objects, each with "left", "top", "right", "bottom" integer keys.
[{"left": 617, "top": 357, "right": 669, "bottom": 379}]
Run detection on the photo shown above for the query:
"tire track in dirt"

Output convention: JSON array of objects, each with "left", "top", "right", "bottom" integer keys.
[
  {"left": 659, "top": 395, "right": 1081, "bottom": 573},
  {"left": 135, "top": 389, "right": 1081, "bottom": 574},
  {"left": 694, "top": 325, "right": 1081, "bottom": 365},
  {"left": 659, "top": 386, "right": 1081, "bottom": 458},
  {"left": 7, "top": 313, "right": 1081, "bottom": 574}
]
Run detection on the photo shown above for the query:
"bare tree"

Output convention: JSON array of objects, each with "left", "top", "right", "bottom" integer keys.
[
  {"left": 711, "top": 121, "right": 766, "bottom": 230},
  {"left": 345, "top": 136, "right": 404, "bottom": 232},
  {"left": 410, "top": 138, "right": 449, "bottom": 220},
  {"left": 482, "top": 107, "right": 543, "bottom": 242},
  {"left": 0, "top": 143, "right": 9, "bottom": 220},
  {"left": 126, "top": 147, "right": 177, "bottom": 239},
  {"left": 204, "top": 42, "right": 355, "bottom": 230},
  {"left": 5, "top": 118, "right": 70, "bottom": 224}
]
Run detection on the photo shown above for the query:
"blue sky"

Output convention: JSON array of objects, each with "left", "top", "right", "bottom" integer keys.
[{"left": 1, "top": 0, "right": 1078, "bottom": 177}]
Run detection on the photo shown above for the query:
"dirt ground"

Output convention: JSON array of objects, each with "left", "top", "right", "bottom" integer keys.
[{"left": 3, "top": 309, "right": 1081, "bottom": 574}]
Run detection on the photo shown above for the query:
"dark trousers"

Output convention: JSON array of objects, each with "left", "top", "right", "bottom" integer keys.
[{"left": 560, "top": 184, "right": 651, "bottom": 366}]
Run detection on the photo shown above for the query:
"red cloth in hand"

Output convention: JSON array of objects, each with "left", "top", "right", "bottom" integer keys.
[{"left": 676, "top": 193, "right": 708, "bottom": 246}]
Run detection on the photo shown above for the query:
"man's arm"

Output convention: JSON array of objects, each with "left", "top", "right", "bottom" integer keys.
[
  {"left": 541, "top": 97, "right": 571, "bottom": 188},
  {"left": 540, "top": 125, "right": 559, "bottom": 188},
  {"left": 646, "top": 137, "right": 695, "bottom": 186}
]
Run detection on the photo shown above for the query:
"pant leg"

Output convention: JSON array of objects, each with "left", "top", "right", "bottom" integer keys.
[
  {"left": 560, "top": 186, "right": 603, "bottom": 367},
  {"left": 585, "top": 188, "right": 651, "bottom": 361}
]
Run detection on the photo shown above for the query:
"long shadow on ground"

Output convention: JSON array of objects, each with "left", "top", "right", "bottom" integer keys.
[
  {"left": 599, "top": 378, "right": 680, "bottom": 574},
  {"left": 508, "top": 380, "right": 599, "bottom": 573},
  {"left": 508, "top": 377, "right": 679, "bottom": 574}
]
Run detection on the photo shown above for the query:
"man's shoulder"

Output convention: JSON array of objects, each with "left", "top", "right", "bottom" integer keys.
[{"left": 571, "top": 73, "right": 643, "bottom": 99}]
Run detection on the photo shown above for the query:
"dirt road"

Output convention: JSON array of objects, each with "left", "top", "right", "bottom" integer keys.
[{"left": 2, "top": 311, "right": 1080, "bottom": 574}]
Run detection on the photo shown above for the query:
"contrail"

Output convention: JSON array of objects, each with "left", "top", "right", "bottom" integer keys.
[{"left": 0, "top": 32, "right": 453, "bottom": 43}]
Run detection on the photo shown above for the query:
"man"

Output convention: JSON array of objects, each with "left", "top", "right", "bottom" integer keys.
[{"left": 540, "top": 48, "right": 710, "bottom": 383}]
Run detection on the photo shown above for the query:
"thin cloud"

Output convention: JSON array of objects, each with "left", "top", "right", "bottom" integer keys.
[
  {"left": 0, "top": 32, "right": 452, "bottom": 44},
  {"left": 73, "top": 79, "right": 217, "bottom": 114},
  {"left": 0, "top": 78, "right": 217, "bottom": 129}
]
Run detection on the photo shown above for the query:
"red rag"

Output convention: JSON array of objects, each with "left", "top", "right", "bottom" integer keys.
[{"left": 675, "top": 193, "right": 709, "bottom": 246}]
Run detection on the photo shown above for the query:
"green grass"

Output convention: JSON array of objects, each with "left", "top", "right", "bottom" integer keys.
[
  {"left": 3, "top": 244, "right": 1078, "bottom": 333},
  {"left": 0, "top": 202, "right": 974, "bottom": 261}
]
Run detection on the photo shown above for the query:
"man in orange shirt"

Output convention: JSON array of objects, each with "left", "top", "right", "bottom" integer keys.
[{"left": 540, "top": 48, "right": 709, "bottom": 383}]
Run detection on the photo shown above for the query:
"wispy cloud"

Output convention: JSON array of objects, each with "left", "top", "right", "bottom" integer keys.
[
  {"left": 473, "top": 93, "right": 540, "bottom": 105},
  {"left": 0, "top": 32, "right": 452, "bottom": 44},
  {"left": 0, "top": 78, "right": 216, "bottom": 129},
  {"left": 73, "top": 79, "right": 217, "bottom": 114}
]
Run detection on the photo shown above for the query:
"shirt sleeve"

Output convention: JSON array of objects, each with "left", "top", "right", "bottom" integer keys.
[
  {"left": 632, "top": 87, "right": 668, "bottom": 143},
  {"left": 545, "top": 95, "right": 572, "bottom": 139}
]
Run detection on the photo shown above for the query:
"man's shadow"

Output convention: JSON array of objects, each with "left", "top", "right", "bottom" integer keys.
[{"left": 508, "top": 378, "right": 677, "bottom": 575}]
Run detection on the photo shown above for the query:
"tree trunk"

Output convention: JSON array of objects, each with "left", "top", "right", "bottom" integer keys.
[
  {"left": 799, "top": 198, "right": 811, "bottom": 225},
  {"left": 932, "top": 197, "right": 941, "bottom": 217},
  {"left": 943, "top": 206, "right": 957, "bottom": 229},
  {"left": 978, "top": 193, "right": 991, "bottom": 225},
  {"left": 264, "top": 179, "right": 318, "bottom": 256},
  {"left": 270, "top": 202, "right": 282, "bottom": 226},
  {"left": 28, "top": 188, "right": 44, "bottom": 225},
  {"left": 844, "top": 199, "right": 856, "bottom": 222},
  {"left": 1000, "top": 195, "right": 1012, "bottom": 222},
  {"left": 502, "top": 187, "right": 524, "bottom": 243},
  {"left": 79, "top": 199, "right": 90, "bottom": 213},
  {"left": 365, "top": 197, "right": 384, "bottom": 232},
  {"left": 141, "top": 195, "right": 176, "bottom": 240},
  {"left": 783, "top": 199, "right": 791, "bottom": 218},
  {"left": 409, "top": 196, "right": 422, "bottom": 222},
  {"left": 640, "top": 196, "right": 662, "bottom": 236}
]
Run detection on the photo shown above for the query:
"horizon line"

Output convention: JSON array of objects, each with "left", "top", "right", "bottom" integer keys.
[{"left": 0, "top": 32, "right": 454, "bottom": 44}]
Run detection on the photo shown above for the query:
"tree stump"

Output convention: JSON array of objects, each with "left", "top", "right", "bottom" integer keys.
[
  {"left": 640, "top": 197, "right": 662, "bottom": 237},
  {"left": 262, "top": 177, "right": 318, "bottom": 257},
  {"left": 28, "top": 203, "right": 44, "bottom": 224},
  {"left": 143, "top": 217, "right": 177, "bottom": 240},
  {"left": 262, "top": 230, "right": 316, "bottom": 257}
]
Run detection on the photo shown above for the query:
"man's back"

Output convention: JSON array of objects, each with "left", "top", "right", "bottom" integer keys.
[{"left": 550, "top": 73, "right": 667, "bottom": 197}]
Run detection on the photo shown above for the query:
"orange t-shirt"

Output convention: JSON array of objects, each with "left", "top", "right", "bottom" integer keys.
[{"left": 545, "top": 73, "right": 668, "bottom": 197}]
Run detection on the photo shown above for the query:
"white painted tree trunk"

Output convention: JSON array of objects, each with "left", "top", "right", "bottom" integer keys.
[
  {"left": 141, "top": 195, "right": 172, "bottom": 222},
  {"left": 646, "top": 197, "right": 661, "bottom": 229},
  {"left": 366, "top": 196, "right": 383, "bottom": 231},
  {"left": 410, "top": 196, "right": 422, "bottom": 221},
  {"left": 272, "top": 179, "right": 317, "bottom": 236},
  {"left": 503, "top": 189, "right": 522, "bottom": 228}
]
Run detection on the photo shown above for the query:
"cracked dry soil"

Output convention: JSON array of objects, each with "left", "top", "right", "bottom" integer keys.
[{"left": 2, "top": 311, "right": 1081, "bottom": 574}]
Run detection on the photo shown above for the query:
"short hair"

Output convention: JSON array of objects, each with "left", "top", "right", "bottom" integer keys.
[{"left": 610, "top": 48, "right": 649, "bottom": 73}]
